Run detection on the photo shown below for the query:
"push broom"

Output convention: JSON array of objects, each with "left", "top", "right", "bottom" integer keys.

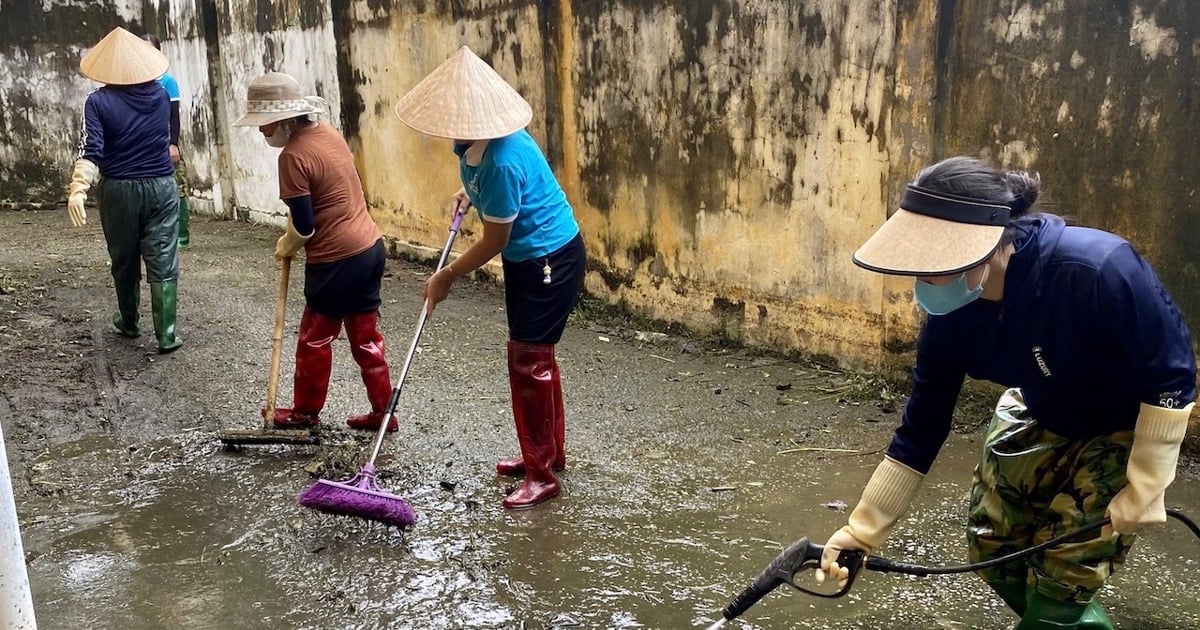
[
  {"left": 296, "top": 209, "right": 466, "bottom": 528},
  {"left": 218, "top": 256, "right": 321, "bottom": 446}
]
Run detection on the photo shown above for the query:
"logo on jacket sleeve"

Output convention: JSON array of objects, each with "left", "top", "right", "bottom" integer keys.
[
  {"left": 1032, "top": 346, "right": 1052, "bottom": 377},
  {"left": 1158, "top": 391, "right": 1183, "bottom": 409}
]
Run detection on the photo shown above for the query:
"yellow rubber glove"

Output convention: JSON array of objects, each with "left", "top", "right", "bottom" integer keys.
[
  {"left": 274, "top": 218, "right": 312, "bottom": 259},
  {"left": 66, "top": 159, "right": 99, "bottom": 227},
  {"left": 1107, "top": 402, "right": 1194, "bottom": 535},
  {"left": 815, "top": 456, "right": 924, "bottom": 588}
]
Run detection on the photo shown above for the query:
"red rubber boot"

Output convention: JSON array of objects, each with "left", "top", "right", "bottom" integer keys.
[
  {"left": 272, "top": 307, "right": 340, "bottom": 429},
  {"left": 496, "top": 349, "right": 566, "bottom": 475},
  {"left": 501, "top": 341, "right": 561, "bottom": 509},
  {"left": 343, "top": 311, "right": 398, "bottom": 432}
]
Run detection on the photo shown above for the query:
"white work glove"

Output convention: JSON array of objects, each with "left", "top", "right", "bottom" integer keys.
[
  {"left": 274, "top": 218, "right": 312, "bottom": 259},
  {"left": 1107, "top": 402, "right": 1193, "bottom": 535},
  {"left": 815, "top": 456, "right": 924, "bottom": 588},
  {"left": 66, "top": 159, "right": 99, "bottom": 227}
]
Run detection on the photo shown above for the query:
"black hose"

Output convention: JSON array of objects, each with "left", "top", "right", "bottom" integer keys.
[
  {"left": 715, "top": 508, "right": 1200, "bottom": 626},
  {"left": 868, "top": 508, "right": 1199, "bottom": 576}
]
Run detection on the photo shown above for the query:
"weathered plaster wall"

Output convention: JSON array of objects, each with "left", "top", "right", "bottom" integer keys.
[
  {"left": 0, "top": 1, "right": 225, "bottom": 211},
  {"left": 210, "top": 0, "right": 343, "bottom": 225},
  {"left": 340, "top": 0, "right": 1199, "bottom": 370},
  {"left": 3, "top": 1, "right": 1199, "bottom": 374},
  {"left": 0, "top": 0, "right": 337, "bottom": 227},
  {"left": 567, "top": 1, "right": 899, "bottom": 365},
  {"left": 0, "top": 1, "right": 145, "bottom": 201},
  {"left": 346, "top": 1, "right": 904, "bottom": 365},
  {"left": 343, "top": 1, "right": 551, "bottom": 264},
  {"left": 938, "top": 0, "right": 1200, "bottom": 338}
]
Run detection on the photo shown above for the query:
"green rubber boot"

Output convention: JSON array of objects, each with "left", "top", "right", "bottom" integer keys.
[
  {"left": 988, "top": 580, "right": 1027, "bottom": 617},
  {"left": 150, "top": 281, "right": 183, "bottom": 354},
  {"left": 1015, "top": 591, "right": 1113, "bottom": 629},
  {"left": 111, "top": 280, "right": 141, "bottom": 338},
  {"left": 177, "top": 196, "right": 191, "bottom": 249}
]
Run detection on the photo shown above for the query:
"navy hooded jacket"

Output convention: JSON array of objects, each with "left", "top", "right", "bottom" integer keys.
[
  {"left": 888, "top": 215, "right": 1196, "bottom": 474},
  {"left": 76, "top": 82, "right": 174, "bottom": 180}
]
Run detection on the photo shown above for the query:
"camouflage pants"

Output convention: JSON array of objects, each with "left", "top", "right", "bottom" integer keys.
[
  {"left": 967, "top": 388, "right": 1135, "bottom": 604},
  {"left": 172, "top": 157, "right": 187, "bottom": 195}
]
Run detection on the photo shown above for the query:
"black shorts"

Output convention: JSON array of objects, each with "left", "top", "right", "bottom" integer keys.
[
  {"left": 503, "top": 232, "right": 586, "bottom": 344},
  {"left": 304, "top": 238, "right": 385, "bottom": 318}
]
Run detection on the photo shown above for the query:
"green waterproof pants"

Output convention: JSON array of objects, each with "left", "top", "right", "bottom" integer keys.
[{"left": 96, "top": 176, "right": 180, "bottom": 349}]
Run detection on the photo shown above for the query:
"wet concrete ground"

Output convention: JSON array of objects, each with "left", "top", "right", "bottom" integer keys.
[{"left": 1, "top": 208, "right": 1198, "bottom": 629}]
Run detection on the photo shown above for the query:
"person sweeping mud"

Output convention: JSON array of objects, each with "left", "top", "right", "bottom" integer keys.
[
  {"left": 66, "top": 26, "right": 183, "bottom": 354},
  {"left": 394, "top": 46, "right": 586, "bottom": 510},
  {"left": 814, "top": 156, "right": 1196, "bottom": 628},
  {"left": 232, "top": 72, "right": 395, "bottom": 433}
]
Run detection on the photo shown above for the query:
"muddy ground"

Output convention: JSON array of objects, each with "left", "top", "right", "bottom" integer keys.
[{"left": 1, "top": 208, "right": 1198, "bottom": 630}]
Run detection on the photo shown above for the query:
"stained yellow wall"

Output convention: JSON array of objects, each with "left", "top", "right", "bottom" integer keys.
[
  {"left": 348, "top": 1, "right": 909, "bottom": 367},
  {"left": 342, "top": 1, "right": 1200, "bottom": 375},
  {"left": 5, "top": 0, "right": 1198, "bottom": 377}
]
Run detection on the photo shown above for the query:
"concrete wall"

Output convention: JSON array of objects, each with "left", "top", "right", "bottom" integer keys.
[
  {"left": 207, "top": 0, "right": 343, "bottom": 224},
  {"left": 2, "top": 1, "right": 1199, "bottom": 375},
  {"left": 0, "top": 0, "right": 225, "bottom": 215}
]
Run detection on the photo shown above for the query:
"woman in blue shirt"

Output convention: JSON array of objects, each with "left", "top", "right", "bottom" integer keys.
[
  {"left": 395, "top": 47, "right": 586, "bottom": 510},
  {"left": 816, "top": 156, "right": 1195, "bottom": 629}
]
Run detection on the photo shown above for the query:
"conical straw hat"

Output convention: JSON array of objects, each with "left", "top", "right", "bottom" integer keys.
[
  {"left": 80, "top": 26, "right": 169, "bottom": 86},
  {"left": 395, "top": 46, "right": 532, "bottom": 140}
]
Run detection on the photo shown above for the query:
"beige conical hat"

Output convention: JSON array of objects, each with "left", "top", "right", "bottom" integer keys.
[
  {"left": 80, "top": 26, "right": 169, "bottom": 86},
  {"left": 394, "top": 46, "right": 533, "bottom": 140}
]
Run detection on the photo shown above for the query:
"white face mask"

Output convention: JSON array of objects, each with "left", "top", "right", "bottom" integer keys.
[{"left": 265, "top": 122, "right": 292, "bottom": 148}]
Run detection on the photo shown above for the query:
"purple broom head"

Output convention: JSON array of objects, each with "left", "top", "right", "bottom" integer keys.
[{"left": 297, "top": 463, "right": 418, "bottom": 528}]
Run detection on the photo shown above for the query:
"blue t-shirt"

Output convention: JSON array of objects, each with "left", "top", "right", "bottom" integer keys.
[
  {"left": 157, "top": 72, "right": 181, "bottom": 101},
  {"left": 76, "top": 82, "right": 174, "bottom": 180},
  {"left": 888, "top": 215, "right": 1196, "bottom": 474},
  {"left": 454, "top": 130, "right": 579, "bottom": 262}
]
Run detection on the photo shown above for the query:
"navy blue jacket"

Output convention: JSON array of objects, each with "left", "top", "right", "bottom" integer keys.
[
  {"left": 889, "top": 215, "right": 1196, "bottom": 474},
  {"left": 76, "top": 82, "right": 173, "bottom": 180}
]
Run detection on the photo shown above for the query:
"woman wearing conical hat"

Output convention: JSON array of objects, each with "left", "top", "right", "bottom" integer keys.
[
  {"left": 233, "top": 72, "right": 395, "bottom": 435},
  {"left": 67, "top": 26, "right": 183, "bottom": 353},
  {"left": 396, "top": 46, "right": 587, "bottom": 510}
]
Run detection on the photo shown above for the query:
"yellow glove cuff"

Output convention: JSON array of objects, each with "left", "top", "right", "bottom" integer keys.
[
  {"left": 276, "top": 219, "right": 313, "bottom": 259},
  {"left": 68, "top": 159, "right": 99, "bottom": 196},
  {"left": 847, "top": 456, "right": 925, "bottom": 550},
  {"left": 1134, "top": 402, "right": 1192, "bottom": 443}
]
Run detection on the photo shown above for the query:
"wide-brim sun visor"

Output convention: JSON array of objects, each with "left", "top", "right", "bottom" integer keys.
[{"left": 852, "top": 185, "right": 1011, "bottom": 277}]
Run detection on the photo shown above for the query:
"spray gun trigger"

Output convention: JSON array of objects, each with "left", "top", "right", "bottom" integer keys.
[{"left": 787, "top": 545, "right": 866, "bottom": 598}]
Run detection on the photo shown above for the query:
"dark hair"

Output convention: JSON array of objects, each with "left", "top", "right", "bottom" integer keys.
[
  {"left": 141, "top": 34, "right": 162, "bottom": 50},
  {"left": 913, "top": 156, "right": 1040, "bottom": 244}
]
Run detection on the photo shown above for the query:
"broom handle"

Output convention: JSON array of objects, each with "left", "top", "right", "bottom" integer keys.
[
  {"left": 366, "top": 208, "right": 467, "bottom": 464},
  {"left": 263, "top": 257, "right": 291, "bottom": 430}
]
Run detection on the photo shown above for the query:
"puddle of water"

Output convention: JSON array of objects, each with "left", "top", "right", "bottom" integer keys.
[{"left": 21, "top": 424, "right": 1200, "bottom": 629}]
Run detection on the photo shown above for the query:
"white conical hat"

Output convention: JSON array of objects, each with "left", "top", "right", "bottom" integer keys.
[
  {"left": 394, "top": 46, "right": 533, "bottom": 140},
  {"left": 80, "top": 26, "right": 169, "bottom": 86}
]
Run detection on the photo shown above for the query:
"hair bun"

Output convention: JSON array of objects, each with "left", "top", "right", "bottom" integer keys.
[{"left": 1005, "top": 170, "right": 1041, "bottom": 216}]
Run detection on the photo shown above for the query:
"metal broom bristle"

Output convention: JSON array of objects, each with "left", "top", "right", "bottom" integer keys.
[{"left": 297, "top": 463, "right": 417, "bottom": 528}]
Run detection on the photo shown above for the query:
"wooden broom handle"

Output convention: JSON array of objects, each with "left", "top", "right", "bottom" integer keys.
[{"left": 263, "top": 257, "right": 291, "bottom": 430}]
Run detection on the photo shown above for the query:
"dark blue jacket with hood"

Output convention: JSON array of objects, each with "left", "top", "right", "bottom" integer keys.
[
  {"left": 76, "top": 82, "right": 173, "bottom": 179},
  {"left": 889, "top": 214, "right": 1196, "bottom": 474}
]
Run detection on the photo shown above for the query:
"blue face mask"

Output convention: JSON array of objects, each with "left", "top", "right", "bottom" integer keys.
[{"left": 914, "top": 272, "right": 983, "bottom": 315}]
